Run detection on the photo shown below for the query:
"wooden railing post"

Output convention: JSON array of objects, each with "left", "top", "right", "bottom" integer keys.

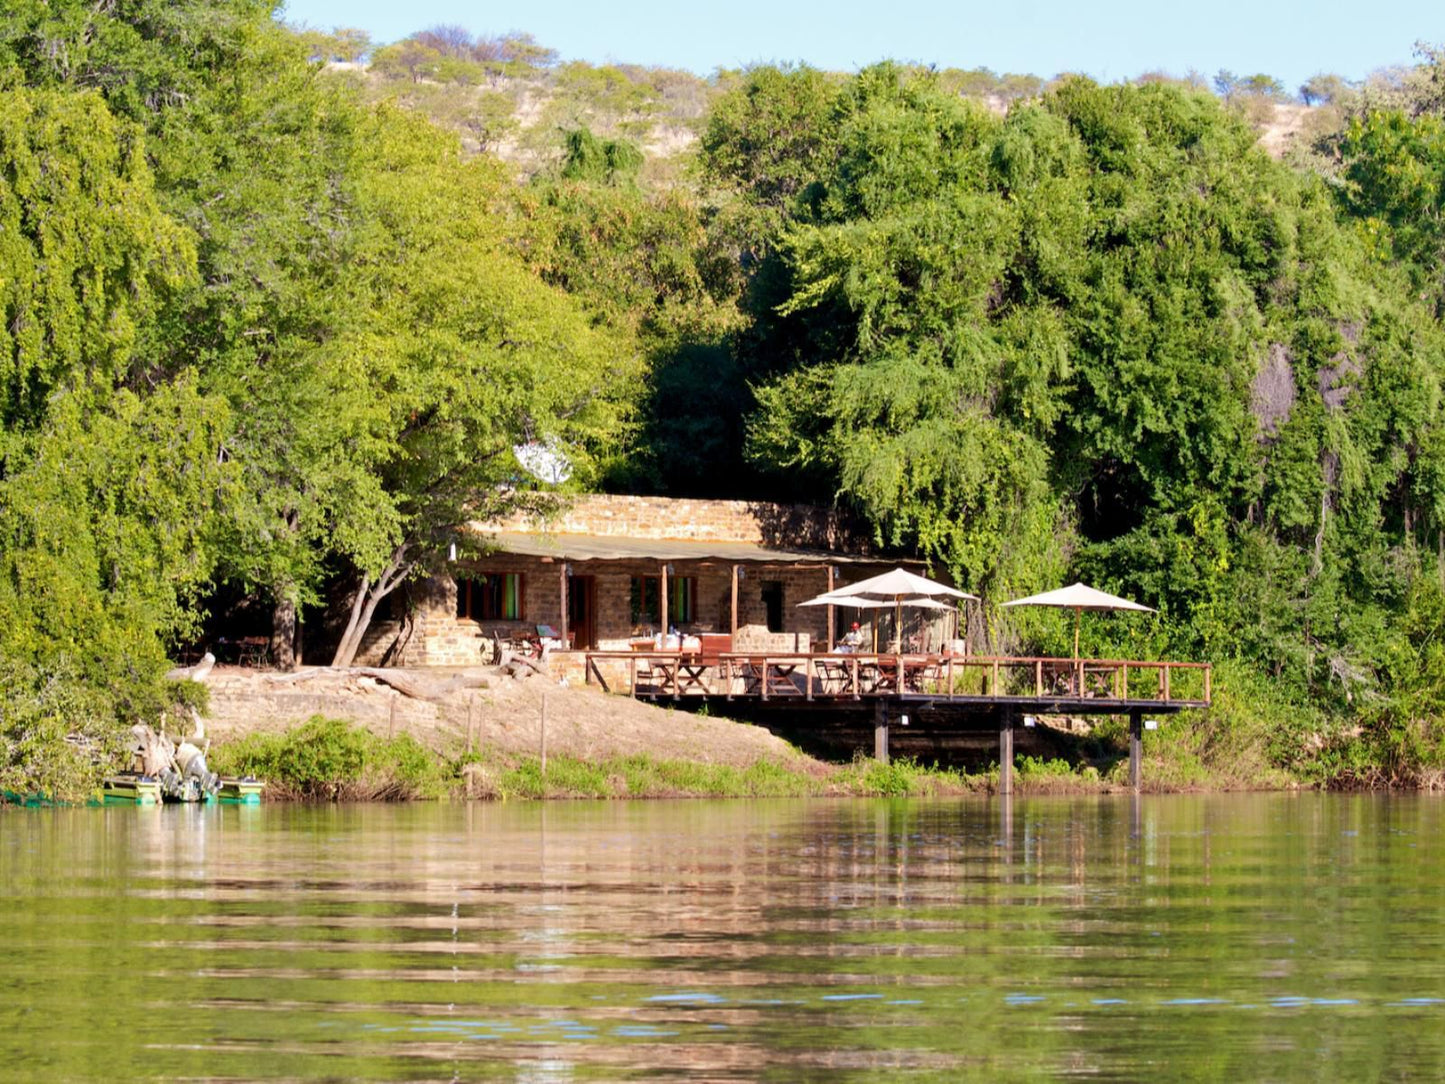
[
  {"left": 1121, "top": 663, "right": 1128, "bottom": 701},
  {"left": 1162, "top": 665, "right": 1171, "bottom": 703},
  {"left": 806, "top": 657, "right": 814, "bottom": 702},
  {"left": 629, "top": 655, "right": 637, "bottom": 699},
  {"left": 1204, "top": 665, "right": 1212, "bottom": 704},
  {"left": 991, "top": 659, "right": 1000, "bottom": 696},
  {"left": 761, "top": 656, "right": 770, "bottom": 702},
  {"left": 947, "top": 655, "right": 955, "bottom": 701},
  {"left": 1035, "top": 660, "right": 1043, "bottom": 697}
]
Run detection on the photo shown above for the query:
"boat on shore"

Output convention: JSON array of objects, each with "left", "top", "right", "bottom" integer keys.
[{"left": 100, "top": 772, "right": 264, "bottom": 805}]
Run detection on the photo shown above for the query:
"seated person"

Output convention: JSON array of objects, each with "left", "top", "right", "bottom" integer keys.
[{"left": 836, "top": 622, "right": 864, "bottom": 652}]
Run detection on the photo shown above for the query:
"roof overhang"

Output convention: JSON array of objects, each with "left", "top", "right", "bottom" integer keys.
[{"left": 474, "top": 531, "right": 892, "bottom": 565}]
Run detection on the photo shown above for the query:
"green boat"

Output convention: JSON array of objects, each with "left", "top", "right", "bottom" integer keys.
[
  {"left": 101, "top": 774, "right": 162, "bottom": 805},
  {"left": 7, "top": 775, "right": 264, "bottom": 807},
  {"left": 216, "top": 777, "right": 264, "bottom": 805}
]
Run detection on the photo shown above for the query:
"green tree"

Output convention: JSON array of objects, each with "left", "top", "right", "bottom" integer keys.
[
  {"left": 738, "top": 67, "right": 1445, "bottom": 692},
  {"left": 0, "top": 86, "right": 226, "bottom": 796},
  {"left": 323, "top": 108, "right": 631, "bottom": 665}
]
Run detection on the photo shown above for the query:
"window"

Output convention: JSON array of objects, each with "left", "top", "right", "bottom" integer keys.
[
  {"left": 761, "top": 580, "right": 784, "bottom": 633},
  {"left": 630, "top": 575, "right": 695, "bottom": 626},
  {"left": 456, "top": 573, "right": 524, "bottom": 621}
]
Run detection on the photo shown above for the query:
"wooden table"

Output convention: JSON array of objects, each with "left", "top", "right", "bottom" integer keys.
[
  {"left": 815, "top": 657, "right": 859, "bottom": 696},
  {"left": 675, "top": 659, "right": 711, "bottom": 695}
]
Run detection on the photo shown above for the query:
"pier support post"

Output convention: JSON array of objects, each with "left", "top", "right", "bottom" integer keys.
[
  {"left": 999, "top": 709, "right": 1014, "bottom": 796},
  {"left": 1128, "top": 710, "right": 1143, "bottom": 792},
  {"left": 873, "top": 700, "right": 889, "bottom": 764}
]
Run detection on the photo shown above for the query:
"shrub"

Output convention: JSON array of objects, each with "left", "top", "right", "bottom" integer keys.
[{"left": 210, "top": 716, "right": 450, "bottom": 800}]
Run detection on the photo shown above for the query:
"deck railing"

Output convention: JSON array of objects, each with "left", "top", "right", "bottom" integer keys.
[{"left": 582, "top": 651, "right": 1211, "bottom": 707}]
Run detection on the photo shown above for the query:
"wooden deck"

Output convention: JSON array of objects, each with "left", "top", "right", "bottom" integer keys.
[
  {"left": 582, "top": 650, "right": 1210, "bottom": 793},
  {"left": 582, "top": 651, "right": 1211, "bottom": 713}
]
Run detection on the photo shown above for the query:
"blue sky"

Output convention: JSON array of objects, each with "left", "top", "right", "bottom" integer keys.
[{"left": 278, "top": 0, "right": 1437, "bottom": 94}]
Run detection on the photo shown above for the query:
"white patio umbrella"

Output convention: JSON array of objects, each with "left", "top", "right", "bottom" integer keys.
[
  {"left": 797, "top": 594, "right": 954, "bottom": 651},
  {"left": 1001, "top": 582, "right": 1155, "bottom": 659},
  {"left": 799, "top": 568, "right": 975, "bottom": 651},
  {"left": 822, "top": 567, "right": 974, "bottom": 602}
]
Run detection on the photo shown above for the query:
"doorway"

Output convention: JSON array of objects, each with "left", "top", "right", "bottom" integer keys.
[
  {"left": 567, "top": 575, "right": 596, "bottom": 649},
  {"left": 761, "top": 580, "right": 785, "bottom": 633}
]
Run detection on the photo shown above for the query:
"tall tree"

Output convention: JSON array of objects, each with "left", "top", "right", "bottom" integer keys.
[{"left": 323, "top": 108, "right": 629, "bottom": 666}]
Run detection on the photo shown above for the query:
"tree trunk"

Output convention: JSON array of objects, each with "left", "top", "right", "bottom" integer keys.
[
  {"left": 331, "top": 574, "right": 371, "bottom": 667},
  {"left": 332, "top": 543, "right": 412, "bottom": 668},
  {"left": 272, "top": 597, "right": 298, "bottom": 672}
]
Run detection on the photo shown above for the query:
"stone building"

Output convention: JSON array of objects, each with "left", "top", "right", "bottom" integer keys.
[{"left": 356, "top": 495, "right": 948, "bottom": 667}]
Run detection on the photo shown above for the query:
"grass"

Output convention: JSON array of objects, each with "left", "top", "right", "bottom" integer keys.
[
  {"left": 205, "top": 717, "right": 1224, "bottom": 802},
  {"left": 486, "top": 753, "right": 819, "bottom": 800}
]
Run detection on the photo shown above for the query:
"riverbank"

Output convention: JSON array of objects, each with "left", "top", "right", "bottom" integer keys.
[{"left": 197, "top": 663, "right": 1315, "bottom": 800}]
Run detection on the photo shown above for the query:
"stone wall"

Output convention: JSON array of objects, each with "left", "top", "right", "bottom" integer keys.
[{"left": 480, "top": 494, "right": 869, "bottom": 550}]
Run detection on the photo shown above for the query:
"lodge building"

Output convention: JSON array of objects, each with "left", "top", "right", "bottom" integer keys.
[{"left": 354, "top": 495, "right": 947, "bottom": 667}]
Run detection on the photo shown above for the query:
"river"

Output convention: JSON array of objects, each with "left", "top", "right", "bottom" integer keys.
[{"left": 2, "top": 794, "right": 1442, "bottom": 1080}]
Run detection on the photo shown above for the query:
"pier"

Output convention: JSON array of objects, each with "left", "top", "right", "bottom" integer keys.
[{"left": 582, "top": 650, "right": 1211, "bottom": 791}]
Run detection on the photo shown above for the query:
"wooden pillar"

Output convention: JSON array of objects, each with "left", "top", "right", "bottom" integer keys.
[
  {"left": 999, "top": 709, "right": 1014, "bottom": 796},
  {"left": 826, "top": 565, "right": 836, "bottom": 652},
  {"left": 873, "top": 699, "right": 889, "bottom": 764},
  {"left": 659, "top": 561, "right": 669, "bottom": 634},
  {"left": 1129, "top": 710, "right": 1143, "bottom": 792},
  {"left": 559, "top": 564, "right": 569, "bottom": 649},
  {"left": 730, "top": 564, "right": 739, "bottom": 638}
]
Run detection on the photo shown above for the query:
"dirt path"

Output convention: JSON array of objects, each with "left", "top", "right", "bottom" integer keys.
[{"left": 199, "top": 664, "right": 818, "bottom": 769}]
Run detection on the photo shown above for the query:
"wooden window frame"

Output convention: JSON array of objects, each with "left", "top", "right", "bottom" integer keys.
[
  {"left": 457, "top": 572, "right": 526, "bottom": 622},
  {"left": 629, "top": 574, "right": 696, "bottom": 626}
]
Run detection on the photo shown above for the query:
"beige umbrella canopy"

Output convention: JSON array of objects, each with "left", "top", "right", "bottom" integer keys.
[
  {"left": 799, "top": 568, "right": 974, "bottom": 650},
  {"left": 1001, "top": 582, "right": 1155, "bottom": 659},
  {"left": 821, "top": 568, "right": 975, "bottom": 602}
]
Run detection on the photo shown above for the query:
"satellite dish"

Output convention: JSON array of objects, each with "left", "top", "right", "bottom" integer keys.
[{"left": 512, "top": 439, "right": 572, "bottom": 485}]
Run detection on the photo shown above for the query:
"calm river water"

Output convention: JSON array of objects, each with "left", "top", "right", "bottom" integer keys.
[{"left": 2, "top": 794, "right": 1443, "bottom": 1080}]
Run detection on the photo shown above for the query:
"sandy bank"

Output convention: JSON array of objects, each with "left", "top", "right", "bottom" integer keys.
[{"left": 200, "top": 664, "right": 819, "bottom": 770}]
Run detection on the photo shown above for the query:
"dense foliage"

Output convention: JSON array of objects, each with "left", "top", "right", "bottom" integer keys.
[
  {"left": 3, "top": 4, "right": 1445, "bottom": 793},
  {"left": 0, "top": 2, "right": 626, "bottom": 795},
  {"left": 702, "top": 61, "right": 1445, "bottom": 774}
]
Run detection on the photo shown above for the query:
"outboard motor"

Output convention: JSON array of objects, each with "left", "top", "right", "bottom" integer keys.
[{"left": 175, "top": 739, "right": 220, "bottom": 797}]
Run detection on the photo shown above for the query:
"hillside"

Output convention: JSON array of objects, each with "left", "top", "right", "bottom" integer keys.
[{"left": 322, "top": 54, "right": 1344, "bottom": 182}]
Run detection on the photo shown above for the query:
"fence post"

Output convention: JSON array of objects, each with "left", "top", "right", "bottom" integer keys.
[
  {"left": 1129, "top": 709, "right": 1143, "bottom": 791},
  {"left": 873, "top": 699, "right": 889, "bottom": 764},
  {"left": 999, "top": 709, "right": 1014, "bottom": 796}
]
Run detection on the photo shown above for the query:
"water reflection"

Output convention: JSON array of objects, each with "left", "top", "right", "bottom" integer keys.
[{"left": 0, "top": 795, "right": 1442, "bottom": 1079}]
